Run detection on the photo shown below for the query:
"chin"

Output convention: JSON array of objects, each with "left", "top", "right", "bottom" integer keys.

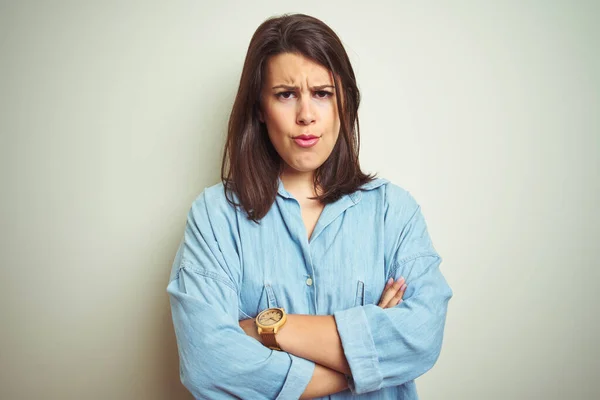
[{"left": 285, "top": 161, "right": 323, "bottom": 173}]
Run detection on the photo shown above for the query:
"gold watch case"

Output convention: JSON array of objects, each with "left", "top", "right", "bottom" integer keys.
[
  {"left": 255, "top": 307, "right": 287, "bottom": 331},
  {"left": 255, "top": 308, "right": 287, "bottom": 350}
]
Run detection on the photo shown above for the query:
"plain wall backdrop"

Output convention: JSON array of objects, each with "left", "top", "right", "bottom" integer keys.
[{"left": 1, "top": 1, "right": 598, "bottom": 399}]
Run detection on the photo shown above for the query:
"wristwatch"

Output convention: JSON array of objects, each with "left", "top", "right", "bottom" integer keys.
[{"left": 255, "top": 307, "right": 287, "bottom": 350}]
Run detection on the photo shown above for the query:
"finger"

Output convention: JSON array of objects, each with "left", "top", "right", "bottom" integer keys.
[
  {"left": 378, "top": 277, "right": 405, "bottom": 307},
  {"left": 384, "top": 277, "right": 393, "bottom": 290},
  {"left": 377, "top": 278, "right": 393, "bottom": 305},
  {"left": 378, "top": 278, "right": 398, "bottom": 307},
  {"left": 385, "top": 283, "right": 408, "bottom": 308},
  {"left": 398, "top": 283, "right": 407, "bottom": 301}
]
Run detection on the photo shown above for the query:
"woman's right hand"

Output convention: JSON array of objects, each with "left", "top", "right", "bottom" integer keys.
[{"left": 377, "top": 277, "right": 407, "bottom": 308}]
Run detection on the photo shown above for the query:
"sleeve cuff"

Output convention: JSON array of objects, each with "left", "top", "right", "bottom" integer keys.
[
  {"left": 276, "top": 353, "right": 315, "bottom": 400},
  {"left": 334, "top": 305, "right": 383, "bottom": 394}
]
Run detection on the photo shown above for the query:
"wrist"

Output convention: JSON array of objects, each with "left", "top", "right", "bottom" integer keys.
[
  {"left": 253, "top": 320, "right": 262, "bottom": 343},
  {"left": 275, "top": 314, "right": 293, "bottom": 351},
  {"left": 255, "top": 308, "right": 288, "bottom": 350}
]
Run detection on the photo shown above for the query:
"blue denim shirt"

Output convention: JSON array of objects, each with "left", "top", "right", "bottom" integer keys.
[{"left": 167, "top": 176, "right": 452, "bottom": 399}]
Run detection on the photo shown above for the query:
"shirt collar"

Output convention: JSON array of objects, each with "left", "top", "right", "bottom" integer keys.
[{"left": 350, "top": 177, "right": 389, "bottom": 204}]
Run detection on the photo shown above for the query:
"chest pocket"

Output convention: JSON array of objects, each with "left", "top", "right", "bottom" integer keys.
[
  {"left": 354, "top": 280, "right": 373, "bottom": 306},
  {"left": 238, "top": 283, "right": 279, "bottom": 320}
]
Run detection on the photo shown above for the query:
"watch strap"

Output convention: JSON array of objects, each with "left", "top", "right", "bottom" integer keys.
[{"left": 261, "top": 332, "right": 281, "bottom": 350}]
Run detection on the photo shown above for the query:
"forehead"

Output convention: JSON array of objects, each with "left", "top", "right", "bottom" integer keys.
[{"left": 264, "top": 52, "right": 333, "bottom": 85}]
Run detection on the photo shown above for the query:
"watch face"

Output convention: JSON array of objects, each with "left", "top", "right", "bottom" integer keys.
[{"left": 257, "top": 308, "right": 283, "bottom": 326}]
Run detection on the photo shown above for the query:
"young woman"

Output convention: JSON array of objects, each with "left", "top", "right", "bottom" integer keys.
[{"left": 168, "top": 13, "right": 452, "bottom": 399}]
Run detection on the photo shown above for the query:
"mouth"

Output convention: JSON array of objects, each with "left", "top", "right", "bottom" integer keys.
[
  {"left": 293, "top": 134, "right": 319, "bottom": 140},
  {"left": 292, "top": 135, "right": 320, "bottom": 148}
]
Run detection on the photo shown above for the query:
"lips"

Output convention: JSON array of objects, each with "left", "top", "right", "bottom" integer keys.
[{"left": 293, "top": 135, "right": 320, "bottom": 148}]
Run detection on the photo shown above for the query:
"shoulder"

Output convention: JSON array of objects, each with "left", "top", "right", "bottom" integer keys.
[
  {"left": 358, "top": 177, "right": 420, "bottom": 215},
  {"left": 190, "top": 180, "right": 235, "bottom": 211},
  {"left": 187, "top": 181, "right": 239, "bottom": 229},
  {"left": 371, "top": 179, "right": 438, "bottom": 259}
]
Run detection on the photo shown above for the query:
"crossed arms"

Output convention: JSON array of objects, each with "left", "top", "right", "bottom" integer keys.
[{"left": 237, "top": 277, "right": 408, "bottom": 398}]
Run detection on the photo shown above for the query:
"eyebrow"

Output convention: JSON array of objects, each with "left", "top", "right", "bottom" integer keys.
[{"left": 271, "top": 84, "right": 335, "bottom": 91}]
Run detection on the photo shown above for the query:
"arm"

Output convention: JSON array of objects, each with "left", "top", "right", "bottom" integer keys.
[
  {"left": 274, "top": 254, "right": 450, "bottom": 394},
  {"left": 297, "top": 277, "right": 404, "bottom": 398},
  {"left": 333, "top": 193, "right": 453, "bottom": 394},
  {"left": 237, "top": 317, "right": 351, "bottom": 398},
  {"left": 242, "top": 313, "right": 350, "bottom": 374},
  {"left": 240, "top": 278, "right": 407, "bottom": 377},
  {"left": 300, "top": 364, "right": 348, "bottom": 399},
  {"left": 168, "top": 191, "right": 315, "bottom": 399}
]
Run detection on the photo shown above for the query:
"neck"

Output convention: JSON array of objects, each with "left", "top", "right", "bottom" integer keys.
[{"left": 280, "top": 168, "right": 321, "bottom": 199}]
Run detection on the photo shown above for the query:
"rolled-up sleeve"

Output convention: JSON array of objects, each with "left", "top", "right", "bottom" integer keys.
[
  {"left": 333, "top": 188, "right": 453, "bottom": 395},
  {"left": 168, "top": 191, "right": 315, "bottom": 399}
]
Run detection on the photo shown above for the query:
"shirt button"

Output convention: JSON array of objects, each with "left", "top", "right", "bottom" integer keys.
[{"left": 306, "top": 277, "right": 313, "bottom": 286}]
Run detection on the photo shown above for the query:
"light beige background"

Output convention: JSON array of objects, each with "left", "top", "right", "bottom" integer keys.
[{"left": 1, "top": 1, "right": 598, "bottom": 399}]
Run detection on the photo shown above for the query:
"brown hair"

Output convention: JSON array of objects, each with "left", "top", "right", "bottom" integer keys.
[{"left": 221, "top": 13, "right": 377, "bottom": 223}]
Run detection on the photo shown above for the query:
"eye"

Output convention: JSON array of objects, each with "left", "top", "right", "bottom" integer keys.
[
  {"left": 275, "top": 91, "right": 296, "bottom": 100},
  {"left": 315, "top": 90, "right": 333, "bottom": 99}
]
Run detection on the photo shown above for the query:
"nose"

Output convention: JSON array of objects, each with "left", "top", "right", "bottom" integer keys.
[{"left": 296, "top": 96, "right": 315, "bottom": 125}]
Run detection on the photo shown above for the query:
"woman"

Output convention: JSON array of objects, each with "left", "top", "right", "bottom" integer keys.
[{"left": 168, "top": 13, "right": 452, "bottom": 399}]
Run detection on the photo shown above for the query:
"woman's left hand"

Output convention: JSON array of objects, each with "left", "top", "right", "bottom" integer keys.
[{"left": 239, "top": 319, "right": 262, "bottom": 343}]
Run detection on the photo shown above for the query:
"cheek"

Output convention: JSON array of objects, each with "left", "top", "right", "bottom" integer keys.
[
  {"left": 264, "top": 113, "right": 292, "bottom": 152},
  {"left": 321, "top": 101, "right": 339, "bottom": 125},
  {"left": 325, "top": 106, "right": 341, "bottom": 138},
  {"left": 265, "top": 105, "right": 293, "bottom": 132}
]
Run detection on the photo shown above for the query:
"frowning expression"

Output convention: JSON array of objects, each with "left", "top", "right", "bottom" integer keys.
[{"left": 259, "top": 52, "right": 341, "bottom": 175}]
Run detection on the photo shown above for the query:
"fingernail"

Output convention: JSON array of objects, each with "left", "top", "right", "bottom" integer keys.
[
  {"left": 401, "top": 284, "right": 407, "bottom": 291},
  {"left": 387, "top": 277, "right": 393, "bottom": 285},
  {"left": 398, "top": 276, "right": 405, "bottom": 282}
]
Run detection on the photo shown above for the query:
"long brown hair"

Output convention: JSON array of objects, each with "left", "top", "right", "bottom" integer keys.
[{"left": 221, "top": 13, "right": 377, "bottom": 223}]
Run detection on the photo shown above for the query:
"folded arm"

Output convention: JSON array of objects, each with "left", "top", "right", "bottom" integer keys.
[
  {"left": 243, "top": 276, "right": 407, "bottom": 375},
  {"left": 329, "top": 187, "right": 453, "bottom": 394},
  {"left": 240, "top": 255, "right": 450, "bottom": 397},
  {"left": 168, "top": 192, "right": 317, "bottom": 399},
  {"left": 169, "top": 261, "right": 317, "bottom": 398}
]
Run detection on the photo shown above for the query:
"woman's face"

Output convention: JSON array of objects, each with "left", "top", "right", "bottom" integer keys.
[{"left": 260, "top": 52, "right": 341, "bottom": 177}]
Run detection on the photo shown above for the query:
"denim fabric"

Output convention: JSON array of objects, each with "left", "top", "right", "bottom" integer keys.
[{"left": 167, "top": 176, "right": 453, "bottom": 399}]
